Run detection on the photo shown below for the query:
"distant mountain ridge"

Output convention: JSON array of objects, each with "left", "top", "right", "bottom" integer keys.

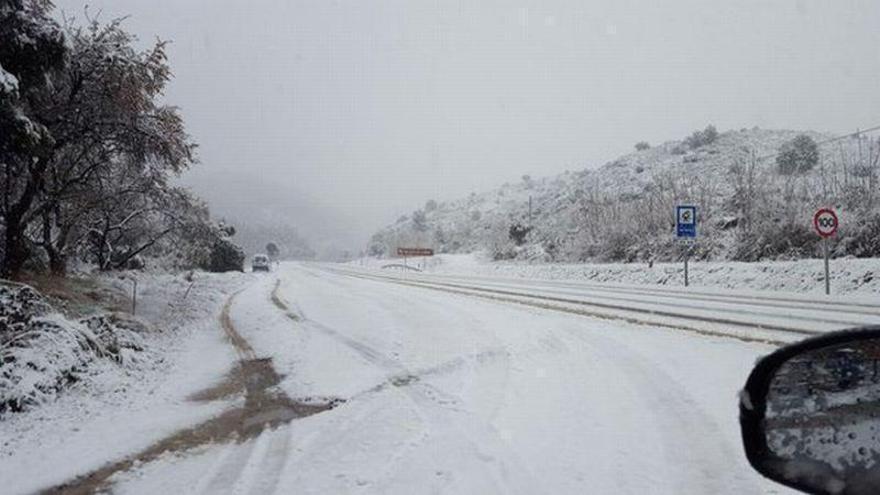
[{"left": 369, "top": 127, "right": 880, "bottom": 263}]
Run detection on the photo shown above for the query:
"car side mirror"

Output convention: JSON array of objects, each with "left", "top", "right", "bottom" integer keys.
[{"left": 740, "top": 328, "right": 880, "bottom": 495}]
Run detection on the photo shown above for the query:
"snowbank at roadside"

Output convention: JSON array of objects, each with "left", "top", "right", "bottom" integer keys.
[
  {"left": 0, "top": 270, "right": 253, "bottom": 494},
  {"left": 0, "top": 282, "right": 156, "bottom": 414},
  {"left": 352, "top": 253, "right": 880, "bottom": 295}
]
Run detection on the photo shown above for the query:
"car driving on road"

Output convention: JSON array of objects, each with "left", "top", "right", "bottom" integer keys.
[{"left": 252, "top": 254, "right": 271, "bottom": 272}]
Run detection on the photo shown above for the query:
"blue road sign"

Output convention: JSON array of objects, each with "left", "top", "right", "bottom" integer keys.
[{"left": 676, "top": 205, "right": 697, "bottom": 238}]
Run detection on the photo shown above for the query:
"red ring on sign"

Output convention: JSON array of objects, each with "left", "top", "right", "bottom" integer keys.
[{"left": 813, "top": 208, "right": 838, "bottom": 238}]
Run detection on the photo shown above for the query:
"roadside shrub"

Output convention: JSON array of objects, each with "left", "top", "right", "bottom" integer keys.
[
  {"left": 508, "top": 223, "right": 532, "bottom": 246},
  {"left": 601, "top": 231, "right": 638, "bottom": 262},
  {"left": 839, "top": 214, "right": 880, "bottom": 258},
  {"left": 81, "top": 314, "right": 150, "bottom": 365},
  {"left": 634, "top": 141, "right": 650, "bottom": 151},
  {"left": 492, "top": 244, "right": 518, "bottom": 261},
  {"left": 0, "top": 284, "right": 51, "bottom": 341},
  {"left": 205, "top": 238, "right": 245, "bottom": 273},
  {"left": 732, "top": 222, "right": 818, "bottom": 261}
]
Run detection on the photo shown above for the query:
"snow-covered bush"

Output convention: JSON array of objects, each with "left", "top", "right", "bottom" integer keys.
[
  {"left": 81, "top": 313, "right": 151, "bottom": 365},
  {"left": 0, "top": 314, "right": 103, "bottom": 414},
  {"left": 838, "top": 214, "right": 880, "bottom": 258},
  {"left": 0, "top": 284, "right": 51, "bottom": 337},
  {"left": 205, "top": 238, "right": 245, "bottom": 273},
  {"left": 732, "top": 222, "right": 818, "bottom": 261},
  {"left": 0, "top": 284, "right": 152, "bottom": 415}
]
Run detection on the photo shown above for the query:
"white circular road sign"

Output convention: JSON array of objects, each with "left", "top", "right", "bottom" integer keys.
[{"left": 813, "top": 208, "right": 838, "bottom": 238}]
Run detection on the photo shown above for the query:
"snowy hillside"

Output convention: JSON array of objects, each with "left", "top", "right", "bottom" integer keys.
[{"left": 369, "top": 127, "right": 880, "bottom": 263}]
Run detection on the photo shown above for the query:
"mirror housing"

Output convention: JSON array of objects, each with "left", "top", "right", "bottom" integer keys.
[{"left": 740, "top": 327, "right": 880, "bottom": 495}]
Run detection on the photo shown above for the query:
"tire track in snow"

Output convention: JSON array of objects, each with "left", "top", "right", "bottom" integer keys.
[
  {"left": 410, "top": 271, "right": 880, "bottom": 316},
  {"left": 421, "top": 278, "right": 877, "bottom": 328},
  {"left": 563, "top": 328, "right": 762, "bottom": 493},
  {"left": 301, "top": 265, "right": 766, "bottom": 492},
  {"left": 325, "top": 268, "right": 795, "bottom": 345},
  {"left": 294, "top": 265, "right": 518, "bottom": 429},
  {"left": 271, "top": 276, "right": 540, "bottom": 494}
]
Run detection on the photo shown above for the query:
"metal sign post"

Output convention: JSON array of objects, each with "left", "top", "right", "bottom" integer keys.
[
  {"left": 823, "top": 239, "right": 829, "bottom": 295},
  {"left": 813, "top": 208, "right": 839, "bottom": 295},
  {"left": 684, "top": 250, "right": 689, "bottom": 287},
  {"left": 675, "top": 205, "right": 697, "bottom": 287}
]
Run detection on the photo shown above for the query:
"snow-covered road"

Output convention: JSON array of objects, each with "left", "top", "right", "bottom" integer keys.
[
  {"left": 330, "top": 266, "right": 880, "bottom": 344},
  {"left": 103, "top": 262, "right": 812, "bottom": 494}
]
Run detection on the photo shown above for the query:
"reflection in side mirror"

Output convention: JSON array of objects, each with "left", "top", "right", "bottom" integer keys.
[{"left": 740, "top": 329, "right": 880, "bottom": 495}]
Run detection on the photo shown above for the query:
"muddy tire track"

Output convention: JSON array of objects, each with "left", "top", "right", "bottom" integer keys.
[{"left": 221, "top": 289, "right": 257, "bottom": 359}]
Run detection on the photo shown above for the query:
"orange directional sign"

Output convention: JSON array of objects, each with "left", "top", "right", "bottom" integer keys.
[{"left": 397, "top": 248, "right": 434, "bottom": 257}]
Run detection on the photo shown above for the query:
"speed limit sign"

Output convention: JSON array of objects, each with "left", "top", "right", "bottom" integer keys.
[{"left": 813, "top": 208, "right": 838, "bottom": 238}]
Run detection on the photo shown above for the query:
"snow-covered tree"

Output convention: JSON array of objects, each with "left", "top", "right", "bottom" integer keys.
[
  {"left": 776, "top": 134, "right": 819, "bottom": 175},
  {"left": 0, "top": 0, "right": 67, "bottom": 277},
  {"left": 34, "top": 17, "right": 196, "bottom": 274},
  {"left": 1, "top": 3, "right": 202, "bottom": 276}
]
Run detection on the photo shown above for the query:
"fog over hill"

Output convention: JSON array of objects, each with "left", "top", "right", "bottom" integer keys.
[
  {"left": 369, "top": 127, "right": 880, "bottom": 263},
  {"left": 179, "top": 168, "right": 360, "bottom": 260}
]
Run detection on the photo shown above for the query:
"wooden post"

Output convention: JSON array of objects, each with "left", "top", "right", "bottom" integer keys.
[{"left": 131, "top": 278, "right": 138, "bottom": 315}]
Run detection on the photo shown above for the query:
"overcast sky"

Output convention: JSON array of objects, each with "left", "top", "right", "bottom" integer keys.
[{"left": 54, "top": 0, "right": 880, "bottom": 251}]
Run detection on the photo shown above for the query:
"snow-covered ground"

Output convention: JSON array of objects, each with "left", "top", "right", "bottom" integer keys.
[
  {"left": 353, "top": 253, "right": 880, "bottom": 296},
  {"left": 0, "top": 271, "right": 253, "bottom": 494},
  {"left": 10, "top": 256, "right": 868, "bottom": 493},
  {"left": 99, "top": 262, "right": 801, "bottom": 494}
]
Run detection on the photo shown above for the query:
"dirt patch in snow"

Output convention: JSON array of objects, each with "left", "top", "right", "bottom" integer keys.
[{"left": 16, "top": 274, "right": 129, "bottom": 319}]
